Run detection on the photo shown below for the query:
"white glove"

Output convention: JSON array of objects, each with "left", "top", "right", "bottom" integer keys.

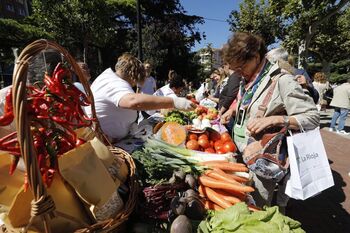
[{"left": 172, "top": 97, "right": 196, "bottom": 111}]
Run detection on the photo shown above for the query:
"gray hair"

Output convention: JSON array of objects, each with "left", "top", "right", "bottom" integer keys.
[{"left": 266, "top": 48, "right": 289, "bottom": 63}]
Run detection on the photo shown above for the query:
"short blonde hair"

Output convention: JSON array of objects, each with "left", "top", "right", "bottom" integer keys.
[{"left": 115, "top": 53, "right": 145, "bottom": 83}]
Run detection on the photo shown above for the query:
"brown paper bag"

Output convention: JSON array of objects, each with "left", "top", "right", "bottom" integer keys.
[
  {"left": 75, "top": 127, "right": 96, "bottom": 141},
  {"left": 0, "top": 152, "right": 23, "bottom": 209},
  {"left": 58, "top": 141, "right": 117, "bottom": 207},
  {"left": 6, "top": 174, "right": 91, "bottom": 233},
  {"left": 90, "top": 137, "right": 128, "bottom": 183}
]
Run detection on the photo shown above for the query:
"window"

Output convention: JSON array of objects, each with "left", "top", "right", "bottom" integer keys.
[
  {"left": 6, "top": 4, "right": 15, "bottom": 12},
  {"left": 18, "top": 8, "right": 25, "bottom": 16}
]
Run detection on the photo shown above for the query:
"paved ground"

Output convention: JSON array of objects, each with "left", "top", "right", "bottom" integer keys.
[{"left": 286, "top": 108, "right": 350, "bottom": 233}]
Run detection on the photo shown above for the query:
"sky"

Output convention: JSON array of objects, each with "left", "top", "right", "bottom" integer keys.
[{"left": 180, "top": 0, "right": 242, "bottom": 51}]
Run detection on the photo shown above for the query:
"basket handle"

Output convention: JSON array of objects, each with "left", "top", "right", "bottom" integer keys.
[{"left": 12, "top": 39, "right": 103, "bottom": 232}]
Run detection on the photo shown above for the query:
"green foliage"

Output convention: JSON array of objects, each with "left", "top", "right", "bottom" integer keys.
[
  {"left": 329, "top": 72, "right": 350, "bottom": 83},
  {"left": 0, "top": 18, "right": 53, "bottom": 47},
  {"left": 228, "top": 0, "right": 281, "bottom": 45}
]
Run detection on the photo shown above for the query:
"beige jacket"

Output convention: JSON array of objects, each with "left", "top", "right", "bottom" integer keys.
[
  {"left": 330, "top": 83, "right": 350, "bottom": 109},
  {"left": 234, "top": 61, "right": 320, "bottom": 151}
]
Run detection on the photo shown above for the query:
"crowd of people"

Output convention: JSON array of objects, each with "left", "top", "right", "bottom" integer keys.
[{"left": 1, "top": 31, "right": 350, "bottom": 210}]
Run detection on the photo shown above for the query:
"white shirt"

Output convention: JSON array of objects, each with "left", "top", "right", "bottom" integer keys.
[
  {"left": 140, "top": 76, "right": 156, "bottom": 95},
  {"left": 153, "top": 84, "right": 177, "bottom": 98},
  {"left": 87, "top": 68, "right": 137, "bottom": 140}
]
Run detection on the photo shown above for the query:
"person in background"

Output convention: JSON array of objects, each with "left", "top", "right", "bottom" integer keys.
[
  {"left": 220, "top": 32, "right": 319, "bottom": 210},
  {"left": 288, "top": 55, "right": 319, "bottom": 104},
  {"left": 167, "top": 70, "right": 177, "bottom": 83},
  {"left": 207, "top": 68, "right": 227, "bottom": 104},
  {"left": 86, "top": 53, "right": 195, "bottom": 142},
  {"left": 218, "top": 63, "right": 241, "bottom": 115},
  {"left": 139, "top": 62, "right": 157, "bottom": 95},
  {"left": 329, "top": 78, "right": 350, "bottom": 135},
  {"left": 313, "top": 72, "right": 330, "bottom": 112},
  {"left": 218, "top": 64, "right": 241, "bottom": 133},
  {"left": 266, "top": 48, "right": 319, "bottom": 104},
  {"left": 153, "top": 76, "right": 185, "bottom": 98}
]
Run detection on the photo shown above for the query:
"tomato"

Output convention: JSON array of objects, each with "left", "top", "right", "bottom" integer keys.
[
  {"left": 198, "top": 134, "right": 209, "bottom": 141},
  {"left": 204, "top": 147, "right": 215, "bottom": 153},
  {"left": 216, "top": 148, "right": 226, "bottom": 154},
  {"left": 209, "top": 132, "right": 221, "bottom": 141},
  {"left": 223, "top": 141, "right": 236, "bottom": 153},
  {"left": 221, "top": 132, "right": 232, "bottom": 142},
  {"left": 214, "top": 140, "right": 224, "bottom": 151},
  {"left": 198, "top": 138, "right": 210, "bottom": 149},
  {"left": 209, "top": 140, "right": 214, "bottom": 147},
  {"left": 186, "top": 140, "right": 199, "bottom": 150},
  {"left": 188, "top": 133, "right": 198, "bottom": 141}
]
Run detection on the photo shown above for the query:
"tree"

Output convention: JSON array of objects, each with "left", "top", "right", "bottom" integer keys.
[
  {"left": 228, "top": 0, "right": 350, "bottom": 71},
  {"left": 228, "top": 0, "right": 282, "bottom": 46},
  {"left": 31, "top": 0, "right": 117, "bottom": 61},
  {"left": 269, "top": 0, "right": 349, "bottom": 68},
  {"left": 122, "top": 0, "right": 204, "bottom": 82}
]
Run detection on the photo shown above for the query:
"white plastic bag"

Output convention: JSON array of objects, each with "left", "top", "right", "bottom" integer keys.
[{"left": 285, "top": 128, "right": 334, "bottom": 200}]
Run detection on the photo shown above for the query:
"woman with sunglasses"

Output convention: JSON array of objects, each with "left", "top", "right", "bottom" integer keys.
[{"left": 220, "top": 32, "right": 319, "bottom": 209}]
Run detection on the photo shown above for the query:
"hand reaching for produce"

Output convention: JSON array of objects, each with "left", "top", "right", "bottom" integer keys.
[{"left": 172, "top": 97, "right": 197, "bottom": 111}]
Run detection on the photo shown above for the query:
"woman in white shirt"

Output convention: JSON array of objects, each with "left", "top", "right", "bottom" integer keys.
[{"left": 87, "top": 53, "right": 195, "bottom": 141}]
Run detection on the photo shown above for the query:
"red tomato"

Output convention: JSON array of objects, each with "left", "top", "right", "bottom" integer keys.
[
  {"left": 198, "top": 138, "right": 210, "bottom": 149},
  {"left": 186, "top": 140, "right": 199, "bottom": 150},
  {"left": 205, "top": 147, "right": 215, "bottom": 153},
  {"left": 188, "top": 133, "right": 198, "bottom": 141},
  {"left": 214, "top": 140, "right": 224, "bottom": 151},
  {"left": 209, "top": 140, "right": 214, "bottom": 147},
  {"left": 198, "top": 134, "right": 209, "bottom": 141},
  {"left": 216, "top": 148, "right": 226, "bottom": 154},
  {"left": 221, "top": 132, "right": 232, "bottom": 142},
  {"left": 223, "top": 141, "right": 236, "bottom": 153}
]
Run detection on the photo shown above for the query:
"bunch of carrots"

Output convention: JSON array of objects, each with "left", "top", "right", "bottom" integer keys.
[{"left": 197, "top": 160, "right": 259, "bottom": 211}]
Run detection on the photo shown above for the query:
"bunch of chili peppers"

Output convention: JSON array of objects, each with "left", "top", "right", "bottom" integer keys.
[{"left": 0, "top": 62, "right": 95, "bottom": 189}]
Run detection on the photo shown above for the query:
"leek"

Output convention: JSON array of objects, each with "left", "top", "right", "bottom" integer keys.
[{"left": 145, "top": 138, "right": 236, "bottom": 163}]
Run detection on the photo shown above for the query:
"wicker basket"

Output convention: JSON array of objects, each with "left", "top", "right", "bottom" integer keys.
[{"left": 11, "top": 39, "right": 138, "bottom": 233}]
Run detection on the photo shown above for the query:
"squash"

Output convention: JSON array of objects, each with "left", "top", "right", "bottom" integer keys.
[{"left": 160, "top": 122, "right": 187, "bottom": 146}]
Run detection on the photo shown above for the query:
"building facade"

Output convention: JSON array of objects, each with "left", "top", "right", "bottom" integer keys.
[
  {"left": 0, "top": 0, "right": 30, "bottom": 19},
  {"left": 198, "top": 47, "right": 223, "bottom": 72}
]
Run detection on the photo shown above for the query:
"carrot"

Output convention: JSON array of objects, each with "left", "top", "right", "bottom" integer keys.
[
  {"left": 222, "top": 188, "right": 247, "bottom": 200},
  {"left": 203, "top": 200, "right": 223, "bottom": 211},
  {"left": 211, "top": 188, "right": 243, "bottom": 204},
  {"left": 200, "top": 162, "right": 249, "bottom": 172},
  {"left": 198, "top": 185, "right": 232, "bottom": 209},
  {"left": 205, "top": 169, "right": 242, "bottom": 185},
  {"left": 214, "top": 168, "right": 249, "bottom": 183},
  {"left": 248, "top": 204, "right": 261, "bottom": 212},
  {"left": 198, "top": 175, "right": 254, "bottom": 193},
  {"left": 199, "top": 160, "right": 247, "bottom": 167}
]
